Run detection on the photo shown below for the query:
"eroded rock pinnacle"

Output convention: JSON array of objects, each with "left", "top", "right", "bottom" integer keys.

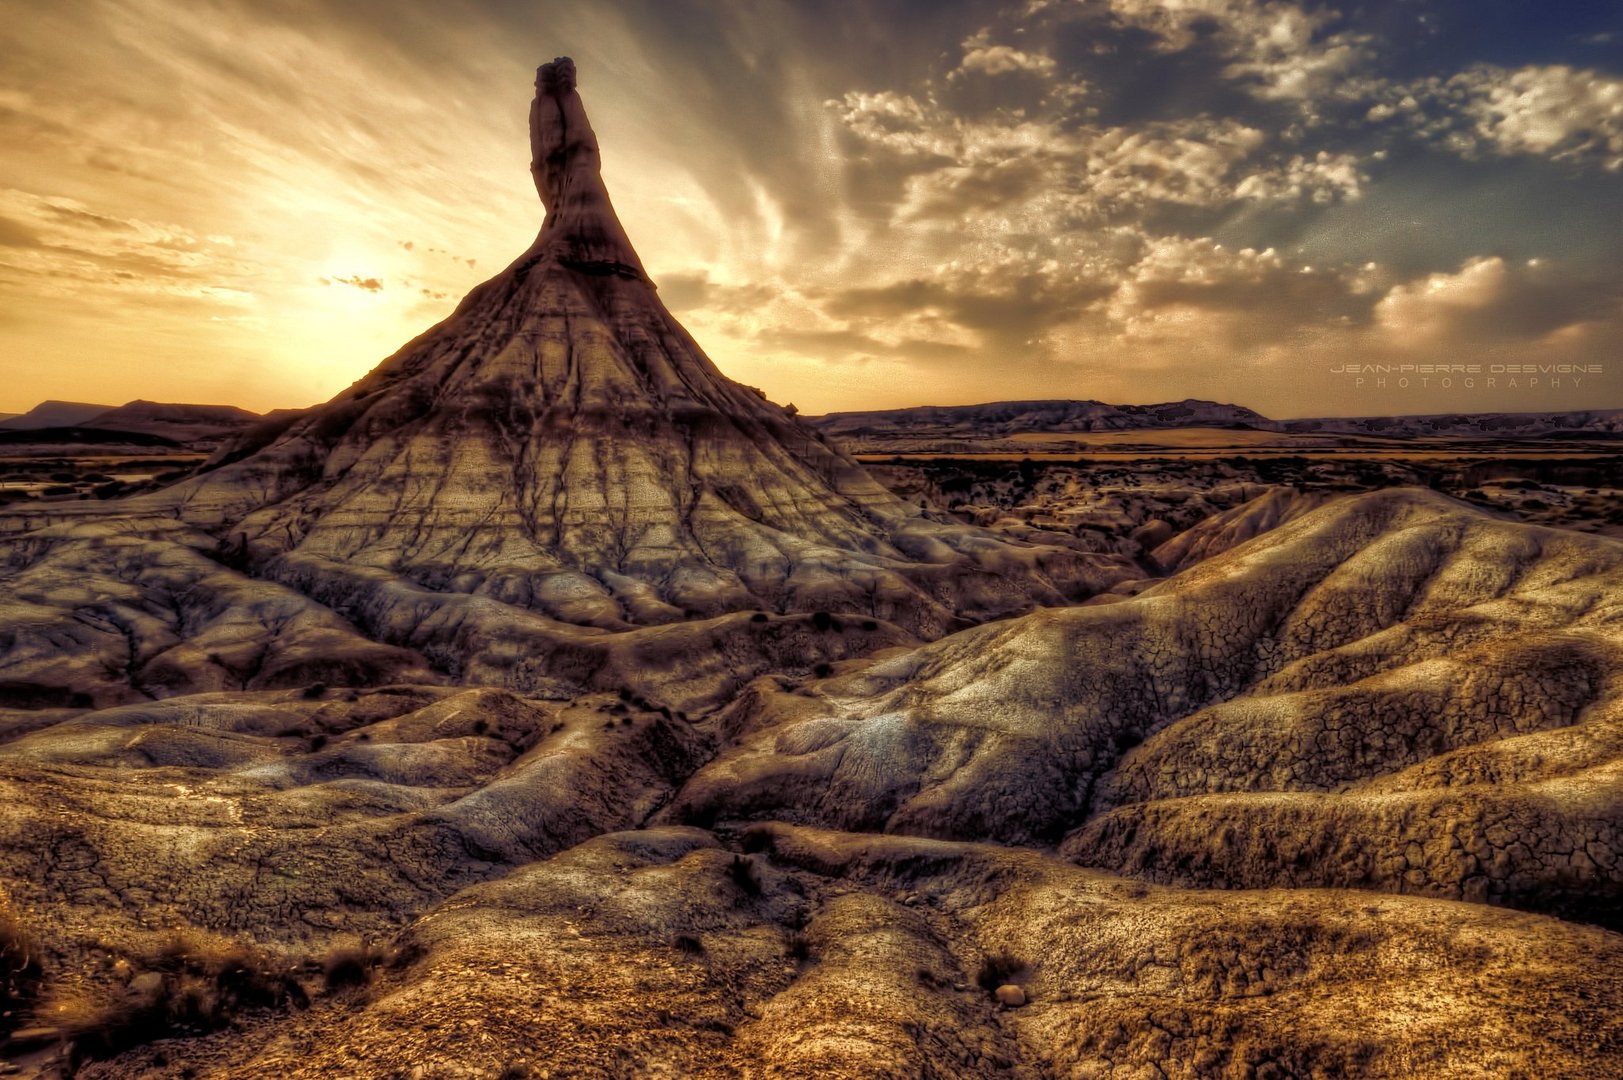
[{"left": 528, "top": 55, "right": 647, "bottom": 281}]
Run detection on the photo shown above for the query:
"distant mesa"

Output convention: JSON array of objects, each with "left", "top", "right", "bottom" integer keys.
[
  {"left": 81, "top": 400, "right": 263, "bottom": 446},
  {"left": 0, "top": 426, "right": 182, "bottom": 450},
  {"left": 809, "top": 399, "right": 1274, "bottom": 440},
  {"left": 809, "top": 398, "right": 1623, "bottom": 441},
  {"left": 0, "top": 399, "right": 262, "bottom": 450},
  {"left": 0, "top": 400, "right": 117, "bottom": 431}
]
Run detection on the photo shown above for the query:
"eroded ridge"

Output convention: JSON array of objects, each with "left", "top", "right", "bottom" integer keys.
[{"left": 663, "top": 489, "right": 1623, "bottom": 926}]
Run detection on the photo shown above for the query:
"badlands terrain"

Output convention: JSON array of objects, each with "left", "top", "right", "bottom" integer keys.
[{"left": 1, "top": 59, "right": 1621, "bottom": 1079}]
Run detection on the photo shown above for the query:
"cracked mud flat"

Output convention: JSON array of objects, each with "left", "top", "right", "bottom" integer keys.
[{"left": 1, "top": 59, "right": 1621, "bottom": 1080}]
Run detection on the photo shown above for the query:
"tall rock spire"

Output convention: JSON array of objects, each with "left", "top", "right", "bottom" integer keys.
[{"left": 527, "top": 56, "right": 648, "bottom": 281}]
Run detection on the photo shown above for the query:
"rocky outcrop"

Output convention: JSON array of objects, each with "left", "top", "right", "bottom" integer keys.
[
  {"left": 2, "top": 495, "right": 1618, "bottom": 1071},
  {"left": 527, "top": 56, "right": 647, "bottom": 280},
  {"left": 0, "top": 61, "right": 1132, "bottom": 713},
  {"left": 0, "top": 518, "right": 430, "bottom": 708},
  {"left": 0, "top": 687, "right": 713, "bottom": 947}
]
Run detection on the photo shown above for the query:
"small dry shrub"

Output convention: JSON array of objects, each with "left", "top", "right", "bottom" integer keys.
[
  {"left": 727, "top": 855, "right": 762, "bottom": 898},
  {"left": 0, "top": 909, "right": 42, "bottom": 1036},
  {"left": 739, "top": 826, "right": 775, "bottom": 855},
  {"left": 47, "top": 930, "right": 307, "bottom": 1067},
  {"left": 320, "top": 942, "right": 385, "bottom": 992},
  {"left": 317, "top": 937, "right": 422, "bottom": 991}
]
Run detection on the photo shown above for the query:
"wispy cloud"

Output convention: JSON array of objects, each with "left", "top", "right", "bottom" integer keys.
[
  {"left": 951, "top": 29, "right": 1057, "bottom": 80},
  {"left": 325, "top": 274, "right": 384, "bottom": 292}
]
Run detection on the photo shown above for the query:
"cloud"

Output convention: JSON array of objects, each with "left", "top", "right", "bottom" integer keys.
[
  {"left": 822, "top": 270, "right": 1113, "bottom": 342},
  {"left": 1098, "top": 235, "right": 1381, "bottom": 352},
  {"left": 327, "top": 274, "right": 384, "bottom": 292},
  {"left": 1370, "top": 64, "right": 1623, "bottom": 172},
  {"left": 756, "top": 325, "right": 974, "bottom": 367},
  {"left": 658, "top": 270, "right": 710, "bottom": 311},
  {"left": 1070, "top": 121, "right": 1272, "bottom": 210},
  {"left": 1455, "top": 65, "right": 1623, "bottom": 171},
  {"left": 0, "top": 214, "right": 40, "bottom": 249},
  {"left": 0, "top": 188, "right": 260, "bottom": 303},
  {"left": 1374, "top": 255, "right": 1622, "bottom": 345},
  {"left": 1100, "top": 0, "right": 1375, "bottom": 111},
  {"left": 1234, "top": 151, "right": 1365, "bottom": 203},
  {"left": 834, "top": 88, "right": 1361, "bottom": 230},
  {"left": 656, "top": 270, "right": 780, "bottom": 316},
  {"left": 951, "top": 30, "right": 1057, "bottom": 80}
]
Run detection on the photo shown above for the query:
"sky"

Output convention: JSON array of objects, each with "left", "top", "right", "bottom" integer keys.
[{"left": 1, "top": 0, "right": 1620, "bottom": 419}]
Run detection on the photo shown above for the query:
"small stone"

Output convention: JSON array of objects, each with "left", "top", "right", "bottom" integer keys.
[
  {"left": 994, "top": 983, "right": 1026, "bottom": 1007},
  {"left": 129, "top": 971, "right": 164, "bottom": 996}
]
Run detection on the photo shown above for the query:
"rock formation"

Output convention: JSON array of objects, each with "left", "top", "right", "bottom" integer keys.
[
  {"left": 0, "top": 60, "right": 1134, "bottom": 715},
  {"left": 101, "top": 58, "right": 1126, "bottom": 653}
]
